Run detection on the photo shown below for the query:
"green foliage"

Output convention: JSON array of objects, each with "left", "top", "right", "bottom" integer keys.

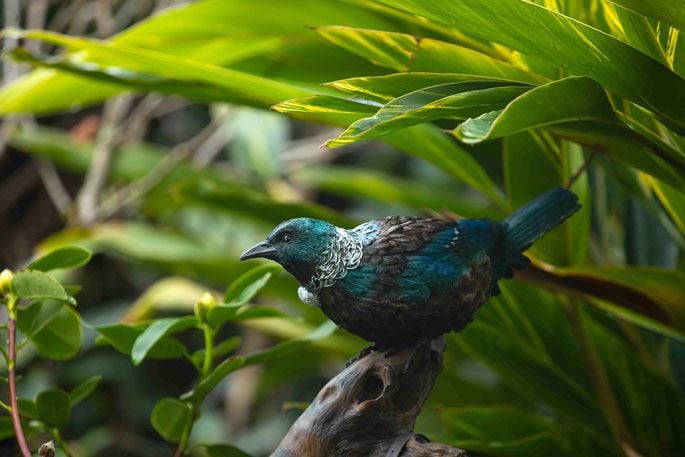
[
  {"left": 151, "top": 397, "right": 193, "bottom": 444},
  {"left": 11, "top": 271, "right": 72, "bottom": 304},
  {"left": 36, "top": 389, "right": 72, "bottom": 428},
  {"left": 26, "top": 247, "right": 92, "bottom": 272},
  {"left": 0, "top": 247, "right": 99, "bottom": 454},
  {"left": 1, "top": 0, "right": 684, "bottom": 456}
]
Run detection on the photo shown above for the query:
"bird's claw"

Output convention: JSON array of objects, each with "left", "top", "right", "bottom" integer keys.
[{"left": 346, "top": 343, "right": 378, "bottom": 366}]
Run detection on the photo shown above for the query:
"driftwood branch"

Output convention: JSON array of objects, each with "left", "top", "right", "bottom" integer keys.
[{"left": 272, "top": 338, "right": 467, "bottom": 457}]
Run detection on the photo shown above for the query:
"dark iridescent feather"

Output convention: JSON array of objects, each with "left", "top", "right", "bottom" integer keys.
[{"left": 241, "top": 188, "right": 580, "bottom": 345}]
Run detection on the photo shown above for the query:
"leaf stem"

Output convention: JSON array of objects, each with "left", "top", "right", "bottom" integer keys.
[
  {"left": 0, "top": 399, "right": 11, "bottom": 412},
  {"left": 50, "top": 427, "right": 72, "bottom": 457},
  {"left": 174, "top": 324, "right": 214, "bottom": 457},
  {"left": 7, "top": 294, "right": 32, "bottom": 457},
  {"left": 201, "top": 324, "right": 214, "bottom": 378},
  {"left": 565, "top": 150, "right": 597, "bottom": 189}
]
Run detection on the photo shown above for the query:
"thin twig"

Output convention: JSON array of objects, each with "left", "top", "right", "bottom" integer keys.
[
  {"left": 122, "top": 95, "right": 165, "bottom": 143},
  {"left": 25, "top": 0, "right": 49, "bottom": 53},
  {"left": 35, "top": 158, "right": 73, "bottom": 215},
  {"left": 2, "top": 0, "right": 22, "bottom": 85},
  {"left": 8, "top": 296, "right": 32, "bottom": 457},
  {"left": 565, "top": 150, "right": 597, "bottom": 189},
  {"left": 97, "top": 117, "right": 227, "bottom": 219},
  {"left": 94, "top": 0, "right": 116, "bottom": 38},
  {"left": 191, "top": 121, "right": 232, "bottom": 167},
  {"left": 76, "top": 95, "right": 133, "bottom": 225}
]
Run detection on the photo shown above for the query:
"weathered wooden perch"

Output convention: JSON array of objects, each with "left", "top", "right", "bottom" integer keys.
[{"left": 272, "top": 337, "right": 467, "bottom": 457}]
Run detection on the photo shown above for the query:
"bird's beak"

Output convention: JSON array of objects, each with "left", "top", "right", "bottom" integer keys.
[{"left": 240, "top": 241, "right": 278, "bottom": 261}]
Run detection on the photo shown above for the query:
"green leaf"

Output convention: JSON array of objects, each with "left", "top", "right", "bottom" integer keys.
[
  {"left": 443, "top": 406, "right": 574, "bottom": 457},
  {"left": 327, "top": 72, "right": 526, "bottom": 103},
  {"left": 455, "top": 77, "right": 617, "bottom": 143},
  {"left": 242, "top": 320, "right": 338, "bottom": 366},
  {"left": 207, "top": 304, "right": 288, "bottom": 327},
  {"left": 224, "top": 264, "right": 282, "bottom": 304},
  {"left": 131, "top": 316, "right": 198, "bottom": 365},
  {"left": 384, "top": 125, "right": 510, "bottom": 210},
  {"left": 16, "top": 300, "right": 82, "bottom": 360},
  {"left": 191, "top": 336, "right": 242, "bottom": 367},
  {"left": 68, "top": 375, "right": 102, "bottom": 406},
  {"left": 185, "top": 321, "right": 337, "bottom": 401},
  {"left": 315, "top": 26, "right": 543, "bottom": 83},
  {"left": 550, "top": 122, "right": 685, "bottom": 190},
  {"left": 0, "top": 0, "right": 395, "bottom": 114},
  {"left": 151, "top": 398, "right": 193, "bottom": 444},
  {"left": 0, "top": 417, "right": 15, "bottom": 441},
  {"left": 504, "top": 132, "right": 569, "bottom": 265},
  {"left": 96, "top": 323, "right": 188, "bottom": 360},
  {"left": 192, "top": 444, "right": 252, "bottom": 457},
  {"left": 452, "top": 284, "right": 614, "bottom": 450},
  {"left": 375, "top": 0, "right": 685, "bottom": 131},
  {"left": 17, "top": 398, "right": 39, "bottom": 420},
  {"left": 581, "top": 310, "right": 685, "bottom": 455},
  {"left": 643, "top": 177, "right": 685, "bottom": 236},
  {"left": 563, "top": 141, "right": 592, "bottom": 266},
  {"left": 11, "top": 271, "right": 72, "bottom": 304},
  {"left": 185, "top": 357, "right": 246, "bottom": 402},
  {"left": 274, "top": 97, "right": 509, "bottom": 209},
  {"left": 549, "top": 265, "right": 685, "bottom": 332},
  {"left": 452, "top": 76, "right": 685, "bottom": 188},
  {"left": 173, "top": 178, "right": 357, "bottom": 228},
  {"left": 603, "top": 4, "right": 667, "bottom": 66},
  {"left": 328, "top": 82, "right": 529, "bottom": 146},
  {"left": 606, "top": 0, "right": 685, "bottom": 32},
  {"left": 292, "top": 165, "right": 497, "bottom": 218},
  {"left": 5, "top": 30, "right": 310, "bottom": 110},
  {"left": 27, "top": 246, "right": 92, "bottom": 272},
  {"left": 36, "top": 388, "right": 72, "bottom": 427}
]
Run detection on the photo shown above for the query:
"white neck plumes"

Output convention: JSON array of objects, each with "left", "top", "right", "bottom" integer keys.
[{"left": 309, "top": 227, "right": 364, "bottom": 291}]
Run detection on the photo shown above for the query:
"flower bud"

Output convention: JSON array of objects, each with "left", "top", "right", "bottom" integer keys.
[
  {"left": 194, "top": 292, "right": 217, "bottom": 322},
  {"left": 0, "top": 269, "right": 13, "bottom": 296}
]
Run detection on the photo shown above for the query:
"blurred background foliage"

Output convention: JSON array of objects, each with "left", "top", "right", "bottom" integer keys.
[{"left": 0, "top": 0, "right": 684, "bottom": 456}]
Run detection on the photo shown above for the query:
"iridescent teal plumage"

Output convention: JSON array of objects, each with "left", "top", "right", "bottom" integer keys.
[{"left": 241, "top": 188, "right": 580, "bottom": 345}]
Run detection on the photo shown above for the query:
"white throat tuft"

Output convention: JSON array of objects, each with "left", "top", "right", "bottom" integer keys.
[{"left": 309, "top": 227, "right": 364, "bottom": 291}]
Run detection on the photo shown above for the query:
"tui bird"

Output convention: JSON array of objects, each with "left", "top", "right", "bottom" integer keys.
[{"left": 241, "top": 187, "right": 579, "bottom": 346}]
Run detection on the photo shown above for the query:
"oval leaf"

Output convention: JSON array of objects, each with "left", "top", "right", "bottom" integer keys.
[
  {"left": 96, "top": 323, "right": 188, "bottom": 360},
  {"left": 69, "top": 375, "right": 103, "bottom": 406},
  {"left": 17, "top": 300, "right": 82, "bottom": 360},
  {"left": 224, "top": 264, "right": 281, "bottom": 305},
  {"left": 131, "top": 316, "right": 198, "bottom": 365},
  {"left": 17, "top": 398, "right": 39, "bottom": 420},
  {"left": 185, "top": 357, "right": 246, "bottom": 402},
  {"left": 11, "top": 271, "right": 71, "bottom": 303},
  {"left": 27, "top": 246, "right": 92, "bottom": 272},
  {"left": 151, "top": 397, "right": 193, "bottom": 443},
  {"left": 36, "top": 388, "right": 72, "bottom": 427}
]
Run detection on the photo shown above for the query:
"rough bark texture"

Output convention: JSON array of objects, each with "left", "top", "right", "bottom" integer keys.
[{"left": 272, "top": 338, "right": 467, "bottom": 457}]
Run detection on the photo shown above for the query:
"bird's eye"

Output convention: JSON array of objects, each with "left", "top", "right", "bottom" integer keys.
[{"left": 282, "top": 233, "right": 292, "bottom": 243}]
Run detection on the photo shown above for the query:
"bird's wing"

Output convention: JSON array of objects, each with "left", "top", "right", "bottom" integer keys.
[
  {"left": 361, "top": 216, "right": 501, "bottom": 258},
  {"left": 359, "top": 217, "right": 503, "bottom": 302}
]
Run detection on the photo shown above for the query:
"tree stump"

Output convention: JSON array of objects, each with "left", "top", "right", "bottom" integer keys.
[{"left": 272, "top": 337, "right": 467, "bottom": 457}]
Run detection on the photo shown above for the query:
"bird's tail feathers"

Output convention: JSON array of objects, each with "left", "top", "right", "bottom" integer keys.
[{"left": 501, "top": 187, "right": 580, "bottom": 274}]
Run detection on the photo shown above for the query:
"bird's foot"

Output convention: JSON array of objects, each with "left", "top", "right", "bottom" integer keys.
[
  {"left": 346, "top": 343, "right": 379, "bottom": 367},
  {"left": 383, "top": 337, "right": 431, "bottom": 359}
]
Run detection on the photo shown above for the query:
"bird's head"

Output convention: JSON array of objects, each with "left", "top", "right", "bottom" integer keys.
[{"left": 240, "top": 218, "right": 338, "bottom": 283}]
